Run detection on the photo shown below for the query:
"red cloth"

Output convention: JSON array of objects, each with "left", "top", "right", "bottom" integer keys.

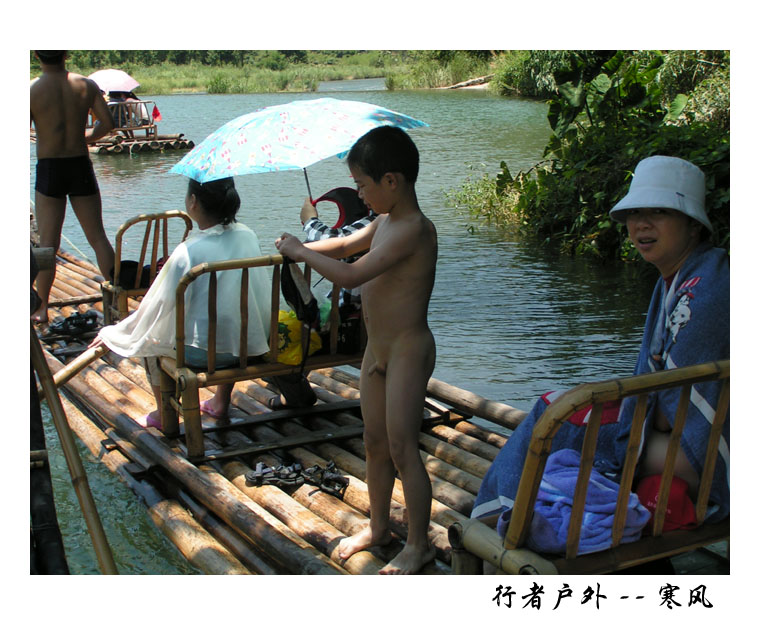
[
  {"left": 635, "top": 474, "right": 697, "bottom": 532},
  {"left": 152, "top": 104, "right": 162, "bottom": 123}
]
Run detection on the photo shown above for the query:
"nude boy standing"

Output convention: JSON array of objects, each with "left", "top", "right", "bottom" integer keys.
[
  {"left": 30, "top": 51, "right": 115, "bottom": 323},
  {"left": 275, "top": 126, "right": 437, "bottom": 574}
]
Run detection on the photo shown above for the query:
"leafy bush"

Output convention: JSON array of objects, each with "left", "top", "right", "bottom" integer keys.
[
  {"left": 470, "top": 50, "right": 730, "bottom": 261},
  {"left": 206, "top": 74, "right": 230, "bottom": 94}
]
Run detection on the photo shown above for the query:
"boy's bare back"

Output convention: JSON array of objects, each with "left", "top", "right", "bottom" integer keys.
[{"left": 31, "top": 68, "right": 111, "bottom": 159}]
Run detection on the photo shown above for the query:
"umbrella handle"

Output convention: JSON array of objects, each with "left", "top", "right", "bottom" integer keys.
[{"left": 303, "top": 169, "right": 313, "bottom": 202}]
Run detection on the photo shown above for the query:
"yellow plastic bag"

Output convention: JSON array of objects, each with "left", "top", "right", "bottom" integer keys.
[{"left": 276, "top": 310, "right": 322, "bottom": 365}]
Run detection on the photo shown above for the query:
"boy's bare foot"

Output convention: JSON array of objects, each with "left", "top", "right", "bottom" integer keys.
[
  {"left": 379, "top": 543, "right": 436, "bottom": 575},
  {"left": 337, "top": 526, "right": 392, "bottom": 561}
]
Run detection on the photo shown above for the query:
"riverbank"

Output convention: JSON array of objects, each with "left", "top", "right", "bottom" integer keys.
[{"left": 32, "top": 51, "right": 497, "bottom": 95}]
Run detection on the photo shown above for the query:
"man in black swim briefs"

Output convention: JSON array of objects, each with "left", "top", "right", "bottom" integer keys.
[
  {"left": 30, "top": 51, "right": 115, "bottom": 323},
  {"left": 36, "top": 155, "right": 100, "bottom": 198}
]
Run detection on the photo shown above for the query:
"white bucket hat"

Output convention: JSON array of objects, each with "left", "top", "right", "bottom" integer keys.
[{"left": 609, "top": 155, "right": 712, "bottom": 233}]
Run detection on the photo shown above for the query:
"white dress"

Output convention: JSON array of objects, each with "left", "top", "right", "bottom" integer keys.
[{"left": 98, "top": 222, "right": 271, "bottom": 364}]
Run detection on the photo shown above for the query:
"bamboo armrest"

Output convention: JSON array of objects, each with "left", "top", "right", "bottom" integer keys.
[{"left": 504, "top": 360, "right": 730, "bottom": 556}]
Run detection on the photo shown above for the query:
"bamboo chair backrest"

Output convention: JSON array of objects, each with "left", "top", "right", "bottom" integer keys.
[
  {"left": 173, "top": 254, "right": 342, "bottom": 375},
  {"left": 106, "top": 101, "right": 155, "bottom": 130},
  {"left": 504, "top": 360, "right": 730, "bottom": 559},
  {"left": 112, "top": 211, "right": 193, "bottom": 290}
]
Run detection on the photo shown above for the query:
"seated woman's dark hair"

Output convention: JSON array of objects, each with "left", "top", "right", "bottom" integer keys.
[
  {"left": 187, "top": 177, "right": 240, "bottom": 225},
  {"left": 347, "top": 126, "right": 419, "bottom": 184}
]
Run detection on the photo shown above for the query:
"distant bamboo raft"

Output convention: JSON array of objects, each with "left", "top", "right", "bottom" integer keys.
[
  {"left": 89, "top": 134, "right": 194, "bottom": 155},
  {"left": 36, "top": 249, "right": 528, "bottom": 575}
]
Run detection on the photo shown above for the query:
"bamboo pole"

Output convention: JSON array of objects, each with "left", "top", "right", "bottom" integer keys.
[
  {"left": 305, "top": 411, "right": 478, "bottom": 515},
  {"left": 318, "top": 366, "right": 528, "bottom": 429},
  {"left": 31, "top": 325, "right": 118, "bottom": 574},
  {"left": 44, "top": 353, "right": 344, "bottom": 575},
  {"left": 427, "top": 423, "right": 501, "bottom": 461},
  {"left": 56, "top": 248, "right": 101, "bottom": 276},
  {"left": 56, "top": 394, "right": 248, "bottom": 574},
  {"left": 453, "top": 419, "right": 508, "bottom": 449},
  {"left": 240, "top": 395, "right": 457, "bottom": 561},
  {"left": 49, "top": 344, "right": 109, "bottom": 392},
  {"left": 196, "top": 466, "right": 347, "bottom": 575},
  {"left": 174, "top": 489, "right": 278, "bottom": 574},
  {"left": 417, "top": 431, "right": 493, "bottom": 478},
  {"left": 218, "top": 461, "right": 386, "bottom": 575}
]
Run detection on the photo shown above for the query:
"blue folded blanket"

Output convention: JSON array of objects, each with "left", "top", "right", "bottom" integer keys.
[{"left": 496, "top": 448, "right": 651, "bottom": 555}]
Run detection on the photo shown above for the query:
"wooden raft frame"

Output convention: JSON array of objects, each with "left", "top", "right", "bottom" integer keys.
[
  {"left": 155, "top": 254, "right": 367, "bottom": 461},
  {"left": 101, "top": 211, "right": 193, "bottom": 325},
  {"left": 448, "top": 360, "right": 730, "bottom": 574}
]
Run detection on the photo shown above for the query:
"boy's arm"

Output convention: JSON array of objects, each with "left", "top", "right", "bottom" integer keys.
[
  {"left": 302, "top": 217, "right": 378, "bottom": 259},
  {"left": 277, "top": 218, "right": 418, "bottom": 289}
]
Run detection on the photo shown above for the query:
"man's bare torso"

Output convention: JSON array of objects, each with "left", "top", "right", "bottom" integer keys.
[{"left": 31, "top": 70, "right": 97, "bottom": 159}]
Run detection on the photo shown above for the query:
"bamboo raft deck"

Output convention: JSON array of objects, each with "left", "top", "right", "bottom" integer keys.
[
  {"left": 35, "top": 248, "right": 729, "bottom": 575},
  {"left": 37, "top": 248, "right": 532, "bottom": 575}
]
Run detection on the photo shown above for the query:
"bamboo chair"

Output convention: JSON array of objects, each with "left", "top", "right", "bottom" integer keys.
[
  {"left": 101, "top": 211, "right": 193, "bottom": 325},
  {"left": 156, "top": 254, "right": 367, "bottom": 460},
  {"left": 448, "top": 360, "right": 730, "bottom": 575},
  {"left": 106, "top": 101, "right": 158, "bottom": 139}
]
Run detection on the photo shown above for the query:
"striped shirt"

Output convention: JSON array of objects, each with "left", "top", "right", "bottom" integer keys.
[{"left": 302, "top": 213, "right": 377, "bottom": 306}]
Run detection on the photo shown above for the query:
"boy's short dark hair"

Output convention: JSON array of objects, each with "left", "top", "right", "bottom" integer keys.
[
  {"left": 347, "top": 126, "right": 419, "bottom": 184},
  {"left": 36, "top": 51, "right": 66, "bottom": 64}
]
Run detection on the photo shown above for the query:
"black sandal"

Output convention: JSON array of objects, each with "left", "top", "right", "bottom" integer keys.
[{"left": 245, "top": 462, "right": 305, "bottom": 488}]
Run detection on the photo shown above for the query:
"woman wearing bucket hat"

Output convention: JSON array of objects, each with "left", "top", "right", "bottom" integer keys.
[{"left": 472, "top": 156, "right": 729, "bottom": 555}]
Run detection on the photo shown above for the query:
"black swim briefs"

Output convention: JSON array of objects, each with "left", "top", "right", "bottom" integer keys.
[{"left": 35, "top": 155, "right": 99, "bottom": 198}]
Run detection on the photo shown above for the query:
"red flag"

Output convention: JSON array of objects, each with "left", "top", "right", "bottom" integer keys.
[{"left": 152, "top": 104, "right": 162, "bottom": 123}]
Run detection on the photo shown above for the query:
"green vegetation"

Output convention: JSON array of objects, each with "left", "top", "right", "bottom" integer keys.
[
  {"left": 385, "top": 51, "right": 494, "bottom": 89},
  {"left": 452, "top": 50, "right": 730, "bottom": 262},
  {"left": 31, "top": 50, "right": 409, "bottom": 94},
  {"left": 30, "top": 50, "right": 498, "bottom": 94}
]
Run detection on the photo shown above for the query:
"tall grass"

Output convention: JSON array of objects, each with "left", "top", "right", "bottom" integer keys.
[
  {"left": 386, "top": 52, "right": 492, "bottom": 89},
  {"left": 60, "top": 60, "right": 407, "bottom": 95}
]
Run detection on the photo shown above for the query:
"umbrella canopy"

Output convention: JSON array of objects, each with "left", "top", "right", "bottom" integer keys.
[
  {"left": 88, "top": 69, "right": 140, "bottom": 94},
  {"left": 170, "top": 98, "right": 428, "bottom": 184}
]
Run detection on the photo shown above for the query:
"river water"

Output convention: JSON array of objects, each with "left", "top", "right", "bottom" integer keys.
[{"left": 31, "top": 79, "right": 655, "bottom": 574}]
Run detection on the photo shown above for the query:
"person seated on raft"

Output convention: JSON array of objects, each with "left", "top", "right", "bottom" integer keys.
[
  {"left": 299, "top": 189, "right": 376, "bottom": 323},
  {"left": 90, "top": 177, "right": 312, "bottom": 428},
  {"left": 471, "top": 155, "right": 729, "bottom": 540}
]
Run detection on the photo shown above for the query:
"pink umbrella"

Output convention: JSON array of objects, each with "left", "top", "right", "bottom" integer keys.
[{"left": 88, "top": 69, "right": 140, "bottom": 94}]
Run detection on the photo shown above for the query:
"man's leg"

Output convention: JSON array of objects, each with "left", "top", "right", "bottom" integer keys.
[
  {"left": 70, "top": 193, "right": 114, "bottom": 281},
  {"left": 33, "top": 191, "right": 67, "bottom": 322}
]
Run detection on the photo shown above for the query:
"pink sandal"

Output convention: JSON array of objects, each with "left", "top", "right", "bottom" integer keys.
[{"left": 200, "top": 399, "right": 227, "bottom": 419}]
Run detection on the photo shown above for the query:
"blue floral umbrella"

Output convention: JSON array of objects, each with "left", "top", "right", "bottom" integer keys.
[{"left": 170, "top": 97, "right": 428, "bottom": 195}]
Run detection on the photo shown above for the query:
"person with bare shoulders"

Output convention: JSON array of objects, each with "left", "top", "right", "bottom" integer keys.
[
  {"left": 275, "top": 126, "right": 438, "bottom": 574},
  {"left": 30, "top": 51, "right": 115, "bottom": 323},
  {"left": 472, "top": 156, "right": 729, "bottom": 560}
]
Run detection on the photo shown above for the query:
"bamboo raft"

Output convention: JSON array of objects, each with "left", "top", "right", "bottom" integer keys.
[
  {"left": 36, "top": 248, "right": 530, "bottom": 575},
  {"left": 87, "top": 133, "right": 195, "bottom": 155}
]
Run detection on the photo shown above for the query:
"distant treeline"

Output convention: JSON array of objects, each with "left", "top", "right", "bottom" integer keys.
[{"left": 30, "top": 50, "right": 495, "bottom": 72}]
